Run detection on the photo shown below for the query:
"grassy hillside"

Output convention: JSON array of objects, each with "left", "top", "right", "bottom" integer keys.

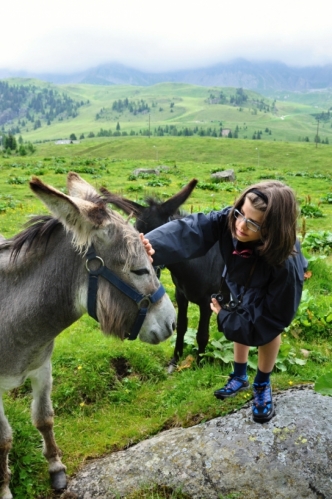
[{"left": 1, "top": 79, "right": 332, "bottom": 146}]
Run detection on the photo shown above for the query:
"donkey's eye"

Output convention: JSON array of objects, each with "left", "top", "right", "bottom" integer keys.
[{"left": 131, "top": 268, "right": 150, "bottom": 276}]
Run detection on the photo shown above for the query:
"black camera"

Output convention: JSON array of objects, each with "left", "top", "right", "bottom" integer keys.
[
  {"left": 211, "top": 293, "right": 239, "bottom": 312},
  {"left": 211, "top": 293, "right": 224, "bottom": 306}
]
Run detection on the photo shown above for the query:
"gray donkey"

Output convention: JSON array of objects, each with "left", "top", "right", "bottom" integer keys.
[{"left": 0, "top": 172, "right": 176, "bottom": 499}]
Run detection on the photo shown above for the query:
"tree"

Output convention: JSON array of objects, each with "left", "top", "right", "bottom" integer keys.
[
  {"left": 69, "top": 133, "right": 77, "bottom": 141},
  {"left": 116, "top": 122, "right": 121, "bottom": 131},
  {"left": 33, "top": 119, "right": 41, "bottom": 130},
  {"left": 18, "top": 144, "right": 27, "bottom": 156},
  {"left": 4, "top": 134, "right": 17, "bottom": 151}
]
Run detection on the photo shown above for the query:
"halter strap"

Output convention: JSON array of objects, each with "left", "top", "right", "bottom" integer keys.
[{"left": 85, "top": 245, "right": 165, "bottom": 340}]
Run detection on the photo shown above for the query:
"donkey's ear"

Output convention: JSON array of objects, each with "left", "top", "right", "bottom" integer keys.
[
  {"left": 30, "top": 176, "right": 111, "bottom": 233},
  {"left": 66, "top": 171, "right": 99, "bottom": 199},
  {"left": 100, "top": 187, "right": 144, "bottom": 217},
  {"left": 161, "top": 178, "right": 198, "bottom": 216},
  {"left": 30, "top": 176, "right": 78, "bottom": 216}
]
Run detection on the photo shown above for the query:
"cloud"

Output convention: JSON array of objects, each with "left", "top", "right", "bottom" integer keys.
[{"left": 1, "top": 0, "right": 332, "bottom": 73}]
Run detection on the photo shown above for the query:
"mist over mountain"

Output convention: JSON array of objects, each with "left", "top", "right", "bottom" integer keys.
[{"left": 1, "top": 59, "right": 332, "bottom": 93}]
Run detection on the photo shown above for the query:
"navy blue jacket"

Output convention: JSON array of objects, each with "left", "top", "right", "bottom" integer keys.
[{"left": 145, "top": 208, "right": 307, "bottom": 346}]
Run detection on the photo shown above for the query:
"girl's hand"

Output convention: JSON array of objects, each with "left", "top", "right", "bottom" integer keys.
[
  {"left": 139, "top": 233, "right": 155, "bottom": 263},
  {"left": 210, "top": 297, "right": 222, "bottom": 314}
]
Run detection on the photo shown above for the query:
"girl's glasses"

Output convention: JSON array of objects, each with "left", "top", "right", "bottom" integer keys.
[{"left": 234, "top": 209, "right": 261, "bottom": 233}]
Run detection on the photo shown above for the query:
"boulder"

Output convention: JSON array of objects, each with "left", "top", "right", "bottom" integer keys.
[
  {"left": 211, "top": 169, "right": 236, "bottom": 182},
  {"left": 132, "top": 168, "right": 159, "bottom": 176},
  {"left": 65, "top": 388, "right": 332, "bottom": 499}
]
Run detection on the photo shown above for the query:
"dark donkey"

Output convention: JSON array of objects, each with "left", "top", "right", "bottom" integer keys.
[
  {"left": 101, "top": 179, "right": 227, "bottom": 372},
  {"left": 0, "top": 173, "right": 176, "bottom": 499}
]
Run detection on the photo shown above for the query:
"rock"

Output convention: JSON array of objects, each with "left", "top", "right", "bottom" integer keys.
[
  {"left": 66, "top": 388, "right": 332, "bottom": 499},
  {"left": 132, "top": 168, "right": 159, "bottom": 176},
  {"left": 211, "top": 169, "right": 236, "bottom": 182}
]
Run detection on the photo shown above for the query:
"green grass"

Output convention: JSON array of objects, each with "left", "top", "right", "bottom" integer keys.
[
  {"left": 1, "top": 137, "right": 332, "bottom": 235},
  {"left": 1, "top": 136, "right": 332, "bottom": 498}
]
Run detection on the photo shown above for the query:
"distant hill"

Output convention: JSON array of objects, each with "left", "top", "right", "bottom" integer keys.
[
  {"left": 1, "top": 79, "right": 331, "bottom": 146},
  {"left": 0, "top": 80, "right": 88, "bottom": 132},
  {"left": 1, "top": 59, "right": 332, "bottom": 93}
]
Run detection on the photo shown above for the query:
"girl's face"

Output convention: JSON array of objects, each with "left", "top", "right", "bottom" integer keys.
[{"left": 234, "top": 197, "right": 264, "bottom": 243}]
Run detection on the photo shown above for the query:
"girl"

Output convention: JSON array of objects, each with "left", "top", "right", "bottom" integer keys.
[{"left": 141, "top": 180, "right": 307, "bottom": 423}]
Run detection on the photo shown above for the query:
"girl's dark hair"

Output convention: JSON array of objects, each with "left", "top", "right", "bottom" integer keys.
[{"left": 228, "top": 180, "right": 298, "bottom": 266}]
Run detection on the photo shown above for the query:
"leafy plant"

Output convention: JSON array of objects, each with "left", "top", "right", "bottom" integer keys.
[
  {"left": 54, "top": 166, "right": 69, "bottom": 174},
  {"left": 300, "top": 203, "right": 324, "bottom": 218},
  {"left": 285, "top": 289, "right": 332, "bottom": 340},
  {"left": 302, "top": 231, "right": 332, "bottom": 254},
  {"left": 274, "top": 337, "right": 307, "bottom": 372},
  {"left": 238, "top": 166, "right": 256, "bottom": 173},
  {"left": 314, "top": 372, "right": 332, "bottom": 396},
  {"left": 320, "top": 193, "right": 332, "bottom": 204},
  {"left": 127, "top": 184, "right": 144, "bottom": 192},
  {"left": 7, "top": 176, "right": 27, "bottom": 185},
  {"left": 196, "top": 182, "right": 221, "bottom": 191},
  {"left": 0, "top": 195, "right": 19, "bottom": 212},
  {"left": 174, "top": 328, "right": 305, "bottom": 373},
  {"left": 200, "top": 331, "right": 238, "bottom": 366},
  {"left": 211, "top": 167, "right": 225, "bottom": 173},
  {"left": 145, "top": 177, "right": 171, "bottom": 187}
]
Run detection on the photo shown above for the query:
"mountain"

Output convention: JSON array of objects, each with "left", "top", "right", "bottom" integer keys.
[{"left": 1, "top": 59, "right": 332, "bottom": 93}]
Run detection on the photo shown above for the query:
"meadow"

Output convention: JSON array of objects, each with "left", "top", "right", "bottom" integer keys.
[{"left": 1, "top": 135, "right": 332, "bottom": 499}]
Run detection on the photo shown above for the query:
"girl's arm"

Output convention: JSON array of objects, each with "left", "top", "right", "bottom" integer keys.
[{"left": 143, "top": 212, "right": 220, "bottom": 266}]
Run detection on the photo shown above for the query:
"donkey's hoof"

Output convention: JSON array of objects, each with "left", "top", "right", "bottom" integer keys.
[
  {"left": 50, "top": 470, "right": 67, "bottom": 490},
  {"left": 167, "top": 363, "right": 177, "bottom": 374}
]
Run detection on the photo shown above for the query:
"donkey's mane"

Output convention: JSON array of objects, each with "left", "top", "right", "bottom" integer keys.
[
  {"left": 8, "top": 215, "right": 62, "bottom": 261},
  {"left": 9, "top": 212, "right": 139, "bottom": 261}
]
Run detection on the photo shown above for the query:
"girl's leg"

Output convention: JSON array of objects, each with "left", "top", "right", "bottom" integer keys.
[
  {"left": 234, "top": 342, "right": 250, "bottom": 363},
  {"left": 257, "top": 334, "right": 281, "bottom": 373}
]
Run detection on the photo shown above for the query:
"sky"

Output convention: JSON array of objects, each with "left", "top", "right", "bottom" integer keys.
[{"left": 2, "top": 0, "right": 332, "bottom": 75}]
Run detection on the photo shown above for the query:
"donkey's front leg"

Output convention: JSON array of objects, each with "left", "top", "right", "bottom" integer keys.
[
  {"left": 0, "top": 394, "right": 13, "bottom": 499},
  {"left": 196, "top": 299, "right": 213, "bottom": 363},
  {"left": 168, "top": 288, "right": 189, "bottom": 373},
  {"left": 29, "top": 360, "right": 67, "bottom": 491}
]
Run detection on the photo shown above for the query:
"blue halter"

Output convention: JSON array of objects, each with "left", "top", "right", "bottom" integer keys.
[{"left": 85, "top": 245, "right": 166, "bottom": 340}]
